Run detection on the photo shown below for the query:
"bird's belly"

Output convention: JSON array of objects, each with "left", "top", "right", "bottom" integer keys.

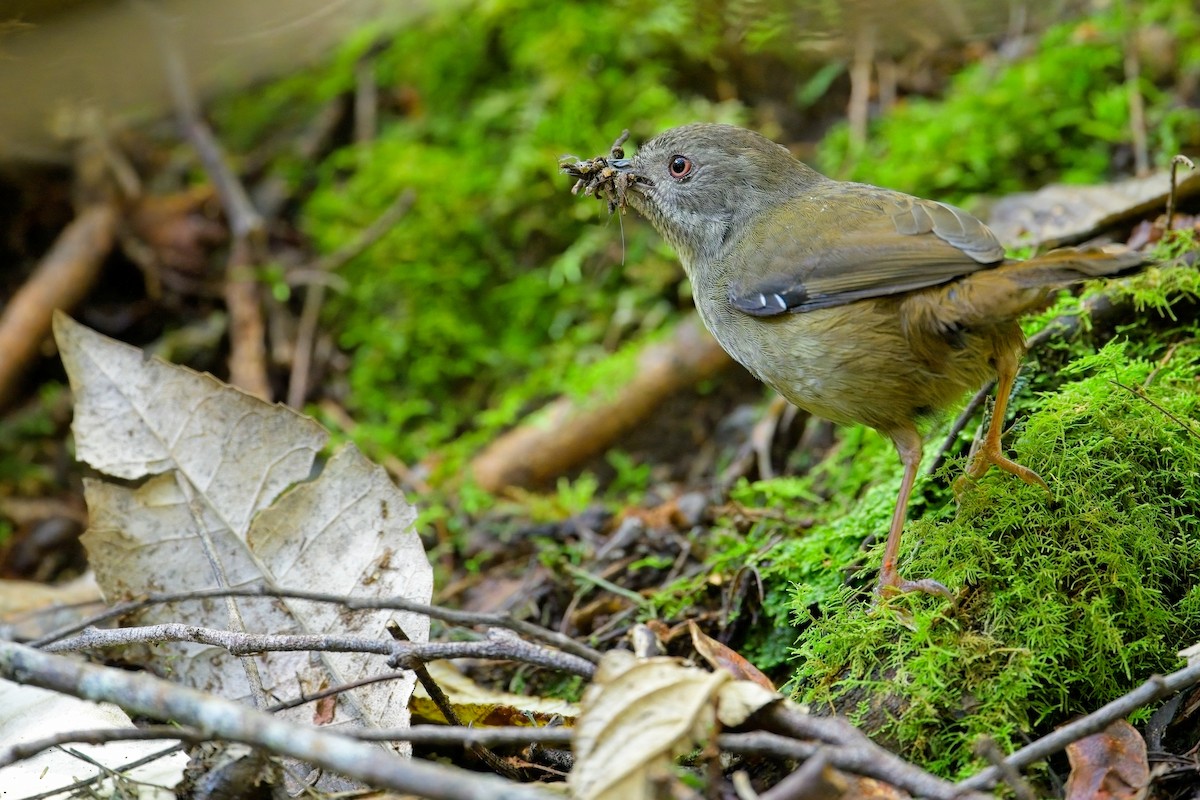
[{"left": 697, "top": 299, "right": 995, "bottom": 431}]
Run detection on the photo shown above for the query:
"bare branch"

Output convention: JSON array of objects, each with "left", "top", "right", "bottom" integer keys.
[
  {"left": 0, "top": 726, "right": 200, "bottom": 770},
  {"left": 41, "top": 624, "right": 595, "bottom": 678},
  {"left": 0, "top": 641, "right": 559, "bottom": 800},
  {"left": 750, "top": 704, "right": 989, "bottom": 800},
  {"left": 349, "top": 725, "right": 573, "bottom": 747},
  {"left": 27, "top": 584, "right": 602, "bottom": 666},
  {"left": 288, "top": 189, "right": 416, "bottom": 408},
  {"left": 958, "top": 659, "right": 1200, "bottom": 791}
]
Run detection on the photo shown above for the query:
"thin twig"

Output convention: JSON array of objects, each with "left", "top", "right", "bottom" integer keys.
[
  {"left": 750, "top": 704, "right": 988, "bottom": 800},
  {"left": 0, "top": 726, "right": 201, "bottom": 770},
  {"left": 758, "top": 749, "right": 844, "bottom": 800},
  {"left": 27, "top": 584, "right": 603, "bottom": 665},
  {"left": 562, "top": 562, "right": 652, "bottom": 608},
  {"left": 1165, "top": 154, "right": 1196, "bottom": 232},
  {"left": 267, "top": 669, "right": 413, "bottom": 712},
  {"left": 156, "top": 41, "right": 262, "bottom": 242},
  {"left": 14, "top": 743, "right": 184, "bottom": 800},
  {"left": 1123, "top": 28, "right": 1149, "bottom": 177},
  {"left": 337, "top": 724, "right": 572, "bottom": 747},
  {"left": 143, "top": 2, "right": 271, "bottom": 398},
  {"left": 717, "top": 730, "right": 988, "bottom": 800},
  {"left": 387, "top": 620, "right": 522, "bottom": 780},
  {"left": 0, "top": 204, "right": 117, "bottom": 409},
  {"left": 0, "top": 641, "right": 559, "bottom": 800},
  {"left": 41, "top": 623, "right": 595, "bottom": 678},
  {"left": 975, "top": 736, "right": 1037, "bottom": 800},
  {"left": 958, "top": 660, "right": 1200, "bottom": 791},
  {"left": 354, "top": 53, "right": 379, "bottom": 144},
  {"left": 2, "top": 723, "right": 572, "bottom": 798},
  {"left": 847, "top": 22, "right": 875, "bottom": 151},
  {"left": 929, "top": 379, "right": 993, "bottom": 477},
  {"left": 1109, "top": 379, "right": 1200, "bottom": 440}
]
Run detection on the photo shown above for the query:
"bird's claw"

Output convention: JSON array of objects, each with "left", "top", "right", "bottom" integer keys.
[
  {"left": 876, "top": 575, "right": 955, "bottom": 601},
  {"left": 956, "top": 446, "right": 1049, "bottom": 500}
]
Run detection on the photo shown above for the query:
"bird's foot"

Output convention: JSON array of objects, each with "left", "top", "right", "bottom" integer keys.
[
  {"left": 875, "top": 572, "right": 954, "bottom": 601},
  {"left": 954, "top": 446, "right": 1049, "bottom": 499}
]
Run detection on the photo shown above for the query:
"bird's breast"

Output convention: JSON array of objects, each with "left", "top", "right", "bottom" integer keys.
[{"left": 690, "top": 283, "right": 997, "bottom": 431}]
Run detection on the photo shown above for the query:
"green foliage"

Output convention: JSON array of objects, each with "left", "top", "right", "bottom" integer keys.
[
  {"left": 788, "top": 321, "right": 1200, "bottom": 777},
  {"left": 650, "top": 426, "right": 910, "bottom": 669},
  {"left": 818, "top": 3, "right": 1200, "bottom": 200},
  {"left": 0, "top": 384, "right": 64, "bottom": 496},
  {"left": 297, "top": 0, "right": 745, "bottom": 469}
]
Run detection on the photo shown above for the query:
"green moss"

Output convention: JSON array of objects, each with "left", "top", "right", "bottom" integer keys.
[
  {"left": 817, "top": 2, "right": 1200, "bottom": 200},
  {"left": 0, "top": 384, "right": 66, "bottom": 497},
  {"left": 294, "top": 0, "right": 747, "bottom": 472}
]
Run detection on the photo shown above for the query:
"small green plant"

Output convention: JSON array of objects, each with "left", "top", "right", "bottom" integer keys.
[
  {"left": 0, "top": 384, "right": 65, "bottom": 496},
  {"left": 605, "top": 450, "right": 652, "bottom": 501}
]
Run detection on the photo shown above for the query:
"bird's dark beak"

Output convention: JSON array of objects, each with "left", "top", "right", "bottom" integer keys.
[{"left": 608, "top": 157, "right": 633, "bottom": 173}]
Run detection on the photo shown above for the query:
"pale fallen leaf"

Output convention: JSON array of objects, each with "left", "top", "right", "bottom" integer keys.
[
  {"left": 0, "top": 573, "right": 104, "bottom": 640},
  {"left": 54, "top": 314, "right": 433, "bottom": 755},
  {"left": 714, "top": 679, "right": 782, "bottom": 728},
  {"left": 1064, "top": 719, "right": 1149, "bottom": 800},
  {"left": 569, "top": 651, "right": 729, "bottom": 800},
  {"left": 0, "top": 679, "right": 188, "bottom": 799}
]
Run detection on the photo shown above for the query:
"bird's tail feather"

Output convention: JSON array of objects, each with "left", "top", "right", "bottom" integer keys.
[{"left": 906, "top": 244, "right": 1145, "bottom": 333}]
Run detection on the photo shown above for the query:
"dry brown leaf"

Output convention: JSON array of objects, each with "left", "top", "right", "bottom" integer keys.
[
  {"left": 0, "top": 573, "right": 103, "bottom": 639},
  {"left": 54, "top": 313, "right": 433, "bottom": 755},
  {"left": 1064, "top": 719, "right": 1149, "bottom": 800},
  {"left": 688, "top": 619, "right": 775, "bottom": 690},
  {"left": 988, "top": 168, "right": 1200, "bottom": 248}
]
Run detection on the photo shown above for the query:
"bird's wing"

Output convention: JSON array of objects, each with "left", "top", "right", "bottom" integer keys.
[{"left": 726, "top": 187, "right": 1006, "bottom": 316}]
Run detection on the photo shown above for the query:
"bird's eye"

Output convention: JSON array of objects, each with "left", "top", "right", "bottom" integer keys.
[{"left": 668, "top": 155, "right": 692, "bottom": 179}]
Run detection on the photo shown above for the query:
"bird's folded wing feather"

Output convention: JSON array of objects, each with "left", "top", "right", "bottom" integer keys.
[{"left": 727, "top": 188, "right": 1006, "bottom": 316}]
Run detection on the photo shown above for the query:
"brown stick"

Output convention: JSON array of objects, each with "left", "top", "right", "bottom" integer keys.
[
  {"left": 287, "top": 189, "right": 416, "bottom": 408},
  {"left": 0, "top": 641, "right": 558, "bottom": 800},
  {"left": 1124, "top": 30, "right": 1150, "bottom": 177},
  {"left": 468, "top": 313, "right": 734, "bottom": 492},
  {"left": 0, "top": 204, "right": 117, "bottom": 409},
  {"left": 847, "top": 22, "right": 876, "bottom": 150},
  {"left": 958, "top": 660, "right": 1200, "bottom": 791},
  {"left": 156, "top": 22, "right": 271, "bottom": 399}
]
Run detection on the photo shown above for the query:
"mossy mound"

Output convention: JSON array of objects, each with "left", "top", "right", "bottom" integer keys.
[{"left": 788, "top": 268, "right": 1200, "bottom": 777}]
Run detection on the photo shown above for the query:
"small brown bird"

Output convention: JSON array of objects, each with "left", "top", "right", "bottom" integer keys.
[{"left": 564, "top": 123, "right": 1142, "bottom": 597}]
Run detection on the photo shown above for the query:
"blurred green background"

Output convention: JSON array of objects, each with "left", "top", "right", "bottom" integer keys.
[{"left": 216, "top": 0, "right": 1199, "bottom": 475}]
